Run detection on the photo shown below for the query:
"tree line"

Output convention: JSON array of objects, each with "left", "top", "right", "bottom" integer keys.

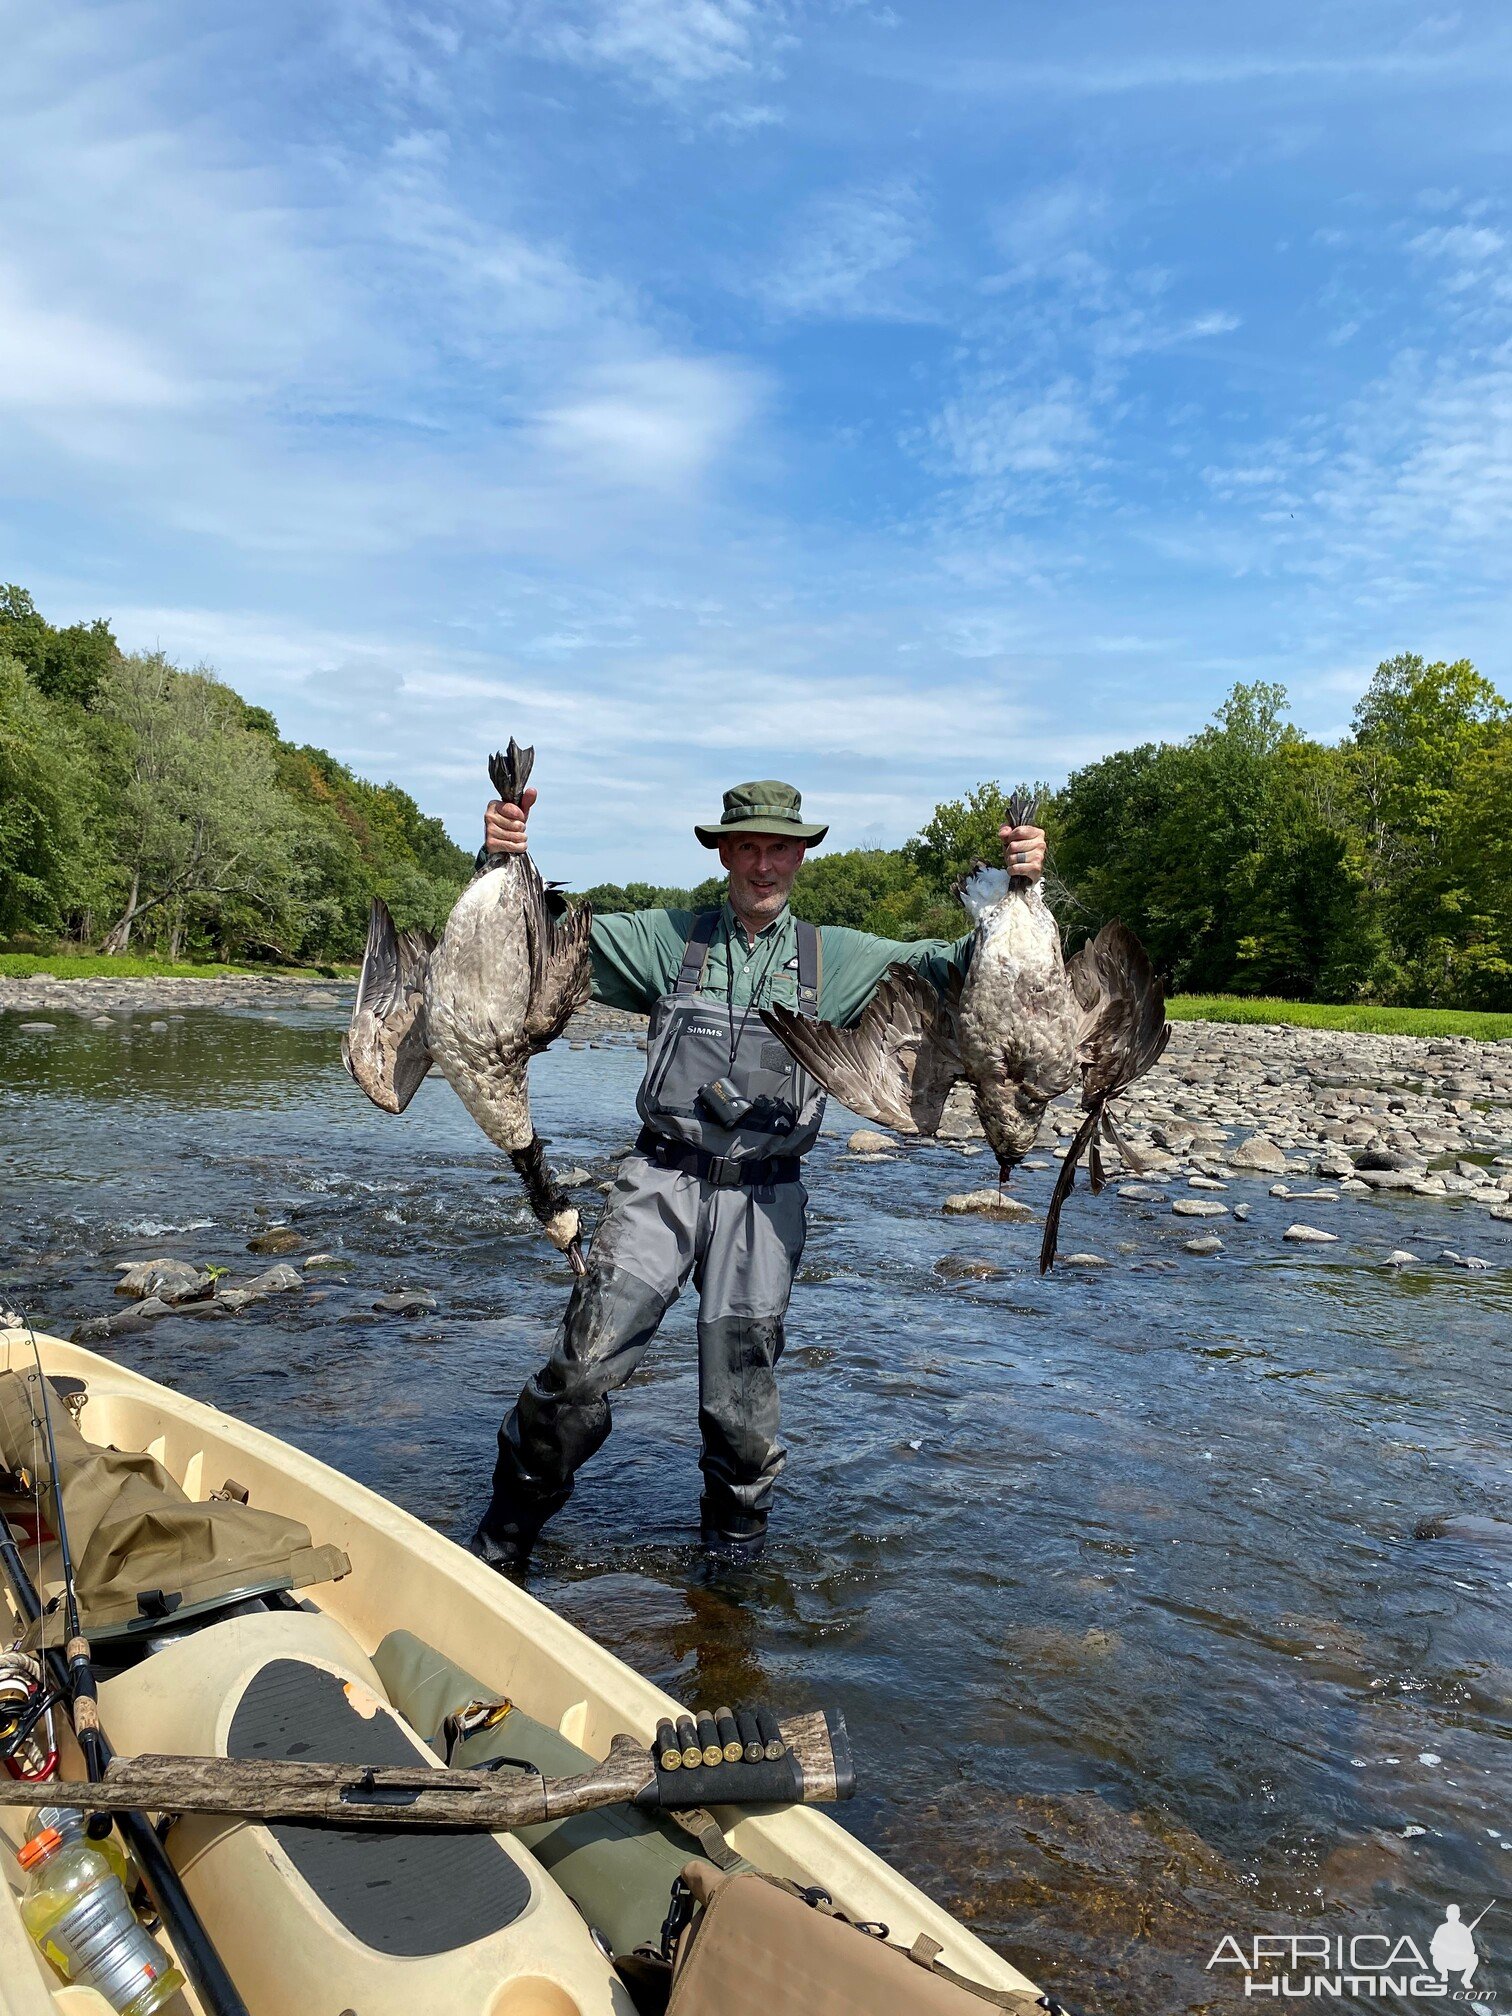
[
  {"left": 2, "top": 585, "right": 1506, "bottom": 1005},
  {"left": 594, "top": 659, "right": 1511, "bottom": 1010},
  {"left": 0, "top": 587, "right": 469, "bottom": 964}
]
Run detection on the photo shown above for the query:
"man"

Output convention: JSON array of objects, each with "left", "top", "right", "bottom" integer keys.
[{"left": 469, "top": 777, "right": 1047, "bottom": 1567}]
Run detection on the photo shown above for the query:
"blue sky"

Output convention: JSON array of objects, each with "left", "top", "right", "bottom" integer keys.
[{"left": 5, "top": 2, "right": 1510, "bottom": 886}]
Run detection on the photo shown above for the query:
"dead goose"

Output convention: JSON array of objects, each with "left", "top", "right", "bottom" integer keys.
[
  {"left": 342, "top": 741, "right": 592, "bottom": 1270},
  {"left": 761, "top": 794, "right": 1168, "bottom": 1269}
]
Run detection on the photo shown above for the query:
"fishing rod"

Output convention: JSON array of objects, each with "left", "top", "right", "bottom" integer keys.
[{"left": 0, "top": 1317, "right": 250, "bottom": 2016}]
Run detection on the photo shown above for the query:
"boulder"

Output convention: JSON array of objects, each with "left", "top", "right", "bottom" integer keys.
[
  {"left": 941, "top": 1191, "right": 1036, "bottom": 1222},
  {"left": 1284, "top": 1223, "right": 1338, "bottom": 1244},
  {"left": 847, "top": 1129, "right": 896, "bottom": 1155},
  {"left": 240, "top": 1264, "right": 304, "bottom": 1298},
  {"left": 1172, "top": 1198, "right": 1227, "bottom": 1218},
  {"left": 1060, "top": 1252, "right": 1108, "bottom": 1268},
  {"left": 114, "top": 1258, "right": 205, "bottom": 1301},
  {"left": 1231, "top": 1136, "right": 1288, "bottom": 1175},
  {"left": 1183, "top": 1235, "right": 1224, "bottom": 1255},
  {"left": 1117, "top": 1183, "right": 1166, "bottom": 1201}
]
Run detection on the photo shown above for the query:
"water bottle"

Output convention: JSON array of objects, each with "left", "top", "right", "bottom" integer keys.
[{"left": 19, "top": 1807, "right": 185, "bottom": 2014}]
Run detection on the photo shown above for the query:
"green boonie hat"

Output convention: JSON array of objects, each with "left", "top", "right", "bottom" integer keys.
[{"left": 695, "top": 779, "right": 828, "bottom": 849}]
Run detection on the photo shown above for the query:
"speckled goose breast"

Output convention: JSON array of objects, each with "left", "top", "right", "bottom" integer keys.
[
  {"left": 424, "top": 861, "right": 535, "bottom": 1150},
  {"left": 958, "top": 884, "right": 1080, "bottom": 1167}
]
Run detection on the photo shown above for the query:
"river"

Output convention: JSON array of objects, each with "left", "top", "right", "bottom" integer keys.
[{"left": 2, "top": 999, "right": 1508, "bottom": 2013}]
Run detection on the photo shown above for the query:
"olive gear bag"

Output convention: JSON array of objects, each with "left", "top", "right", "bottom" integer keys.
[
  {"left": 659, "top": 1861, "right": 1064, "bottom": 2016},
  {"left": 0, "top": 1368, "right": 348, "bottom": 1643}
]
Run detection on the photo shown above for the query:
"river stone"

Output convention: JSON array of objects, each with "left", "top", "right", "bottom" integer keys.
[
  {"left": 1385, "top": 1250, "right": 1420, "bottom": 1267},
  {"left": 240, "top": 1264, "right": 303, "bottom": 1298},
  {"left": 247, "top": 1225, "right": 303, "bottom": 1255},
  {"left": 1060, "top": 1252, "right": 1106, "bottom": 1267},
  {"left": 553, "top": 1167, "right": 592, "bottom": 1188},
  {"left": 1355, "top": 1168, "right": 1420, "bottom": 1191},
  {"left": 1284, "top": 1223, "right": 1338, "bottom": 1243},
  {"left": 1232, "top": 1135, "right": 1287, "bottom": 1174},
  {"left": 847, "top": 1129, "right": 896, "bottom": 1155},
  {"left": 933, "top": 1256, "right": 1004, "bottom": 1282},
  {"left": 1183, "top": 1235, "right": 1223, "bottom": 1255},
  {"left": 1188, "top": 1175, "right": 1228, "bottom": 1191},
  {"left": 1232, "top": 1202, "right": 1251, "bottom": 1221},
  {"left": 942, "top": 1191, "right": 1036, "bottom": 1222},
  {"left": 1455, "top": 1254, "right": 1492, "bottom": 1271},
  {"left": 1354, "top": 1147, "right": 1425, "bottom": 1172},
  {"left": 17, "top": 1021, "right": 56, "bottom": 1034},
  {"left": 1339, "top": 1177, "right": 1371, "bottom": 1195},
  {"left": 90, "top": 1014, "right": 114, "bottom": 1028},
  {"left": 114, "top": 1257, "right": 205, "bottom": 1300},
  {"left": 373, "top": 1289, "right": 438, "bottom": 1314},
  {"left": 1172, "top": 1198, "right": 1227, "bottom": 1218},
  {"left": 1489, "top": 1204, "right": 1512, "bottom": 1222},
  {"left": 303, "top": 1252, "right": 343, "bottom": 1269},
  {"left": 1117, "top": 1182, "right": 1166, "bottom": 1201}
]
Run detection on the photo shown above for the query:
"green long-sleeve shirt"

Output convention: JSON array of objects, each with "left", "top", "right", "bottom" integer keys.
[{"left": 589, "top": 897, "right": 972, "bottom": 1026}]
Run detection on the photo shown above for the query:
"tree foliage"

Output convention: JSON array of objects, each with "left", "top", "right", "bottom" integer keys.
[
  {"left": 0, "top": 591, "right": 471, "bottom": 964},
  {"left": 1, "top": 587, "right": 1505, "bottom": 1006}
]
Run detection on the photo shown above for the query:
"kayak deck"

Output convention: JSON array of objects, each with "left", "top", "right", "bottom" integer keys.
[{"left": 0, "top": 1331, "right": 1043, "bottom": 2014}]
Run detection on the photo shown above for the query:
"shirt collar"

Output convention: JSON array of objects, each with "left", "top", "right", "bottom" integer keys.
[{"left": 721, "top": 897, "right": 789, "bottom": 946}]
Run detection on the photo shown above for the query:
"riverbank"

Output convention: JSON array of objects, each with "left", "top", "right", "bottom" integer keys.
[{"left": 2, "top": 966, "right": 1507, "bottom": 1040}]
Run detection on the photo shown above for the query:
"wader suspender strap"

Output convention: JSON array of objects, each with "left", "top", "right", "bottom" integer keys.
[
  {"left": 674, "top": 910, "right": 821, "bottom": 1018},
  {"left": 675, "top": 910, "right": 722, "bottom": 996}
]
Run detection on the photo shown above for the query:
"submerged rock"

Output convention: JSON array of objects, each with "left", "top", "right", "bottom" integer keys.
[
  {"left": 933, "top": 1255, "right": 1004, "bottom": 1282},
  {"left": 373, "top": 1289, "right": 438, "bottom": 1315},
  {"left": 247, "top": 1225, "right": 303, "bottom": 1255}
]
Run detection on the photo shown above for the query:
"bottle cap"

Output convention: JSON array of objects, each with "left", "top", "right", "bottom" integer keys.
[{"left": 18, "top": 1827, "right": 64, "bottom": 1869}]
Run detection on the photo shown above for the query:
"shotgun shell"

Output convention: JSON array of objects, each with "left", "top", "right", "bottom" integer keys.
[
  {"left": 715, "top": 1706, "right": 743, "bottom": 1763},
  {"left": 737, "top": 1706, "right": 764, "bottom": 1763},
  {"left": 677, "top": 1717, "right": 702, "bottom": 1769},
  {"left": 756, "top": 1705, "right": 786, "bottom": 1761},
  {"left": 656, "top": 1719, "right": 682, "bottom": 1771},
  {"left": 697, "top": 1712, "right": 723, "bottom": 1768}
]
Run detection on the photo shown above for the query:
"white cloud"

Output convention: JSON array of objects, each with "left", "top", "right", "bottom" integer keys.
[
  {"left": 532, "top": 356, "right": 766, "bottom": 489},
  {"left": 927, "top": 380, "right": 1097, "bottom": 483},
  {"left": 752, "top": 178, "right": 928, "bottom": 320},
  {"left": 511, "top": 0, "right": 791, "bottom": 105}
]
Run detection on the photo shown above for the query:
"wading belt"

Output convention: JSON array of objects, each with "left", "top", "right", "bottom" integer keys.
[{"left": 634, "top": 1130, "right": 802, "bottom": 1188}]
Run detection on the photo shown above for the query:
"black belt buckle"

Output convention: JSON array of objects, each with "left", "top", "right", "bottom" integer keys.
[{"left": 705, "top": 1155, "right": 745, "bottom": 1189}]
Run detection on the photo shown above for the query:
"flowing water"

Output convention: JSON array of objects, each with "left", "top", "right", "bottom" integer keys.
[{"left": 2, "top": 1001, "right": 1509, "bottom": 2013}]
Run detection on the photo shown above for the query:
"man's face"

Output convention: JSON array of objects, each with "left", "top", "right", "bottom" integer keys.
[{"left": 718, "top": 833, "right": 806, "bottom": 928}]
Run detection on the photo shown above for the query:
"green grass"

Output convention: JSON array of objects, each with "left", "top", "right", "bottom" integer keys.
[
  {"left": 0, "top": 952, "right": 354, "bottom": 981},
  {"left": 1169, "top": 995, "right": 1512, "bottom": 1041}
]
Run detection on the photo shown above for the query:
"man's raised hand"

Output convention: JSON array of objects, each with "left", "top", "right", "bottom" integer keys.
[
  {"left": 1001, "top": 821, "right": 1047, "bottom": 880},
  {"left": 484, "top": 786, "right": 536, "bottom": 857}
]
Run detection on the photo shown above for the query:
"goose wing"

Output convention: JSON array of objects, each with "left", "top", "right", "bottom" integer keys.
[
  {"left": 762, "top": 963, "right": 964, "bottom": 1135},
  {"left": 1040, "top": 921, "right": 1168, "bottom": 1271},
  {"left": 519, "top": 853, "right": 593, "bottom": 1052},
  {"left": 342, "top": 897, "right": 435, "bottom": 1113}
]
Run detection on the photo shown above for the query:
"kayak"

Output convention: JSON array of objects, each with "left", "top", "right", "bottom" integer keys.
[{"left": 0, "top": 1329, "right": 1046, "bottom": 2015}]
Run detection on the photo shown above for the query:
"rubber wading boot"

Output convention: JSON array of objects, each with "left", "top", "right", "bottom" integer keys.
[
  {"left": 468, "top": 1483, "right": 567, "bottom": 1570},
  {"left": 698, "top": 1494, "right": 768, "bottom": 1563}
]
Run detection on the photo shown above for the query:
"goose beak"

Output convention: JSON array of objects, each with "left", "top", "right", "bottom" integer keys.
[{"left": 567, "top": 1238, "right": 587, "bottom": 1276}]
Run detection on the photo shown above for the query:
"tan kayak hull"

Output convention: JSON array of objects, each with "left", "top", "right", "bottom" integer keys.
[{"left": 0, "top": 1331, "right": 1041, "bottom": 2015}]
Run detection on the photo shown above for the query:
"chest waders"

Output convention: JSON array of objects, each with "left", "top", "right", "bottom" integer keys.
[{"left": 474, "top": 915, "right": 824, "bottom": 1563}]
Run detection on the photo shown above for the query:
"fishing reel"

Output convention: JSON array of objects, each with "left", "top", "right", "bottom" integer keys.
[{"left": 0, "top": 1648, "right": 59, "bottom": 1783}]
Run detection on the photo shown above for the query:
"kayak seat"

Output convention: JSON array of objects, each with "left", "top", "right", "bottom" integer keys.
[
  {"left": 373, "top": 1627, "right": 752, "bottom": 1959},
  {"left": 227, "top": 1652, "right": 532, "bottom": 1958}
]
